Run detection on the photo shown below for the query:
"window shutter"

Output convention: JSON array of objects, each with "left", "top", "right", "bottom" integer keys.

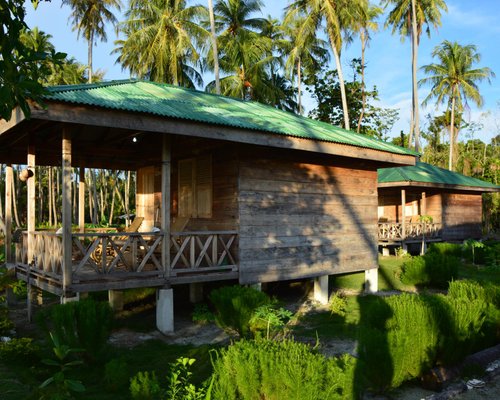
[
  {"left": 196, "top": 156, "right": 212, "bottom": 218},
  {"left": 178, "top": 159, "right": 194, "bottom": 217}
]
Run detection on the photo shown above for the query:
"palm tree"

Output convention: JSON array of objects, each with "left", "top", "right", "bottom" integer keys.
[
  {"left": 352, "top": 3, "right": 382, "bottom": 133},
  {"left": 62, "top": 0, "right": 122, "bottom": 83},
  {"left": 115, "top": 0, "right": 208, "bottom": 87},
  {"left": 282, "top": 13, "right": 329, "bottom": 115},
  {"left": 420, "top": 41, "right": 494, "bottom": 171},
  {"left": 207, "top": 0, "right": 221, "bottom": 94},
  {"left": 381, "top": 0, "right": 447, "bottom": 152},
  {"left": 212, "top": 0, "right": 272, "bottom": 99},
  {"left": 286, "top": 0, "right": 367, "bottom": 130}
]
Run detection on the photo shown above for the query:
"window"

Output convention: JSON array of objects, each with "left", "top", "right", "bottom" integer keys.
[{"left": 178, "top": 156, "right": 212, "bottom": 218}]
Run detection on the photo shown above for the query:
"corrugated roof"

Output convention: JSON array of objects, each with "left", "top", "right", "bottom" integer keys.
[
  {"left": 44, "top": 79, "right": 417, "bottom": 157},
  {"left": 378, "top": 161, "right": 500, "bottom": 190}
]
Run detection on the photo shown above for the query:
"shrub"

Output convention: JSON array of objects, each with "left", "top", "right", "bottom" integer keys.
[
  {"left": 37, "top": 299, "right": 113, "bottom": 363},
  {"left": 357, "top": 294, "right": 440, "bottom": 392},
  {"left": 329, "top": 292, "right": 347, "bottom": 317},
  {"left": 209, "top": 285, "right": 271, "bottom": 337},
  {"left": 0, "top": 306, "right": 14, "bottom": 336},
  {"left": 104, "top": 358, "right": 129, "bottom": 392},
  {"left": 211, "top": 339, "right": 356, "bottom": 400},
  {"left": 249, "top": 304, "right": 293, "bottom": 339},
  {"left": 129, "top": 371, "right": 161, "bottom": 400},
  {"left": 427, "top": 242, "right": 463, "bottom": 258},
  {"left": 400, "top": 253, "right": 458, "bottom": 288},
  {"left": 191, "top": 304, "right": 215, "bottom": 325},
  {"left": 0, "top": 337, "right": 39, "bottom": 363}
]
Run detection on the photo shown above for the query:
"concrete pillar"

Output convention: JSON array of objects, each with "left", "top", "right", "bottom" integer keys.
[
  {"left": 108, "top": 290, "right": 124, "bottom": 311},
  {"left": 189, "top": 283, "right": 203, "bottom": 303},
  {"left": 249, "top": 282, "right": 262, "bottom": 291},
  {"left": 61, "top": 293, "right": 80, "bottom": 304},
  {"left": 365, "top": 268, "right": 378, "bottom": 294},
  {"left": 313, "top": 275, "right": 329, "bottom": 304},
  {"left": 157, "top": 288, "right": 174, "bottom": 334},
  {"left": 5, "top": 287, "right": 16, "bottom": 305}
]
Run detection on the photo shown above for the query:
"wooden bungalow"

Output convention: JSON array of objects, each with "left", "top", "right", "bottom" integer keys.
[
  {"left": 0, "top": 80, "right": 417, "bottom": 331},
  {"left": 377, "top": 161, "right": 500, "bottom": 252}
]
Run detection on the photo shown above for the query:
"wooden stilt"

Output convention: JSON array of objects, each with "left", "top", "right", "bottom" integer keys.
[
  {"left": 27, "top": 144, "right": 36, "bottom": 264},
  {"left": 79, "top": 167, "right": 85, "bottom": 233},
  {"left": 5, "top": 164, "right": 13, "bottom": 264}
]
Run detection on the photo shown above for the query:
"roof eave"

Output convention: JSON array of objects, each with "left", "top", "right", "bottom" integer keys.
[
  {"left": 0, "top": 106, "right": 26, "bottom": 136},
  {"left": 378, "top": 180, "right": 500, "bottom": 192},
  {"left": 25, "top": 101, "right": 416, "bottom": 165}
]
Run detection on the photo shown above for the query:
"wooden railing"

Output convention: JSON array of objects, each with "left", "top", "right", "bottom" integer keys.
[
  {"left": 378, "top": 222, "right": 442, "bottom": 241},
  {"left": 16, "top": 230, "right": 238, "bottom": 279},
  {"left": 170, "top": 231, "right": 238, "bottom": 275}
]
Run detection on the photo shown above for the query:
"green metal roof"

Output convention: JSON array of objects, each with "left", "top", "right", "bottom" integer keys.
[
  {"left": 378, "top": 161, "right": 500, "bottom": 191},
  {"left": 44, "top": 79, "right": 417, "bottom": 157}
]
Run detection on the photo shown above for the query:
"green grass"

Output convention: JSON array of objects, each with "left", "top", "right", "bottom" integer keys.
[
  {"left": 330, "top": 256, "right": 416, "bottom": 292},
  {"left": 458, "top": 263, "right": 500, "bottom": 285}
]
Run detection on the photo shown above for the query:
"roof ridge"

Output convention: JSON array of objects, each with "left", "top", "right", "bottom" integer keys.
[{"left": 47, "top": 79, "right": 137, "bottom": 93}]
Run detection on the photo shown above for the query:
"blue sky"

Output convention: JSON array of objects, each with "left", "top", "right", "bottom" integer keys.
[{"left": 25, "top": 0, "right": 500, "bottom": 143}]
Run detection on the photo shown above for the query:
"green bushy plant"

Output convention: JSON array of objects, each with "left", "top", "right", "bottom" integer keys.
[
  {"left": 400, "top": 252, "right": 458, "bottom": 288},
  {"left": 249, "top": 304, "right": 293, "bottom": 339},
  {"left": 0, "top": 306, "right": 14, "bottom": 336},
  {"left": 427, "top": 242, "right": 463, "bottom": 257},
  {"left": 129, "top": 371, "right": 161, "bottom": 400},
  {"left": 357, "top": 294, "right": 440, "bottom": 392},
  {"left": 37, "top": 299, "right": 113, "bottom": 363},
  {"left": 191, "top": 304, "right": 215, "bottom": 325},
  {"left": 211, "top": 339, "right": 356, "bottom": 400},
  {"left": 165, "top": 357, "right": 210, "bottom": 400},
  {"left": 104, "top": 358, "right": 129, "bottom": 392},
  {"left": 329, "top": 292, "right": 347, "bottom": 317},
  {"left": 0, "top": 337, "right": 39, "bottom": 363},
  {"left": 209, "top": 285, "right": 271, "bottom": 337}
]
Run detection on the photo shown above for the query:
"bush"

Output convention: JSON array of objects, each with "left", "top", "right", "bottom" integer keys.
[
  {"left": 211, "top": 339, "right": 356, "bottom": 400},
  {"left": 209, "top": 285, "right": 271, "bottom": 337},
  {"left": 0, "top": 306, "right": 14, "bottom": 336},
  {"left": 129, "top": 371, "right": 161, "bottom": 400},
  {"left": 357, "top": 294, "right": 440, "bottom": 392},
  {"left": 37, "top": 299, "right": 113, "bottom": 363},
  {"left": 249, "top": 305, "right": 293, "bottom": 339},
  {"left": 400, "top": 252, "right": 459, "bottom": 288},
  {"left": 0, "top": 337, "right": 39, "bottom": 363},
  {"left": 104, "top": 358, "right": 130, "bottom": 392},
  {"left": 191, "top": 304, "right": 215, "bottom": 325},
  {"left": 427, "top": 242, "right": 463, "bottom": 258}
]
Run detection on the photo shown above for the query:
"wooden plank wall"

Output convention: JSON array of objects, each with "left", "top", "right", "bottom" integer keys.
[
  {"left": 238, "top": 150, "right": 379, "bottom": 284},
  {"left": 442, "top": 192, "right": 482, "bottom": 241},
  {"left": 378, "top": 189, "right": 442, "bottom": 223},
  {"left": 151, "top": 140, "right": 239, "bottom": 231}
]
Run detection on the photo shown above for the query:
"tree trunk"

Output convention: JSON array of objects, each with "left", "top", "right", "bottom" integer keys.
[
  {"left": 357, "top": 30, "right": 367, "bottom": 134},
  {"left": 449, "top": 91, "right": 456, "bottom": 171},
  {"left": 331, "top": 44, "right": 350, "bottom": 131},
  {"left": 88, "top": 30, "right": 93, "bottom": 83},
  {"left": 411, "top": 0, "right": 420, "bottom": 152},
  {"left": 297, "top": 58, "right": 302, "bottom": 115},
  {"left": 91, "top": 169, "right": 99, "bottom": 224},
  {"left": 208, "top": 0, "right": 220, "bottom": 94},
  {"left": 11, "top": 170, "right": 20, "bottom": 227}
]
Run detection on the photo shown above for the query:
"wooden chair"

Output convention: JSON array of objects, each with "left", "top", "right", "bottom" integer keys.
[{"left": 91, "top": 217, "right": 144, "bottom": 266}]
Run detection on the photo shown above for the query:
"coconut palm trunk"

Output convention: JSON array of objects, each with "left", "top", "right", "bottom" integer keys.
[
  {"left": 331, "top": 44, "right": 350, "bottom": 131},
  {"left": 449, "top": 88, "right": 456, "bottom": 171},
  {"left": 208, "top": 0, "right": 220, "bottom": 94},
  {"left": 88, "top": 30, "right": 93, "bottom": 83},
  {"left": 357, "top": 30, "right": 367, "bottom": 133},
  {"left": 297, "top": 58, "right": 302, "bottom": 115},
  {"left": 411, "top": 0, "right": 420, "bottom": 151}
]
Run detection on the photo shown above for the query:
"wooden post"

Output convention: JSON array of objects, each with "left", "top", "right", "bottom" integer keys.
[
  {"left": 5, "top": 164, "right": 13, "bottom": 264},
  {"left": 161, "top": 135, "right": 171, "bottom": 278},
  {"left": 27, "top": 144, "right": 36, "bottom": 263},
  {"left": 401, "top": 189, "right": 406, "bottom": 241},
  {"left": 79, "top": 167, "right": 85, "bottom": 233},
  {"left": 421, "top": 192, "right": 427, "bottom": 216},
  {"left": 62, "top": 130, "right": 73, "bottom": 294}
]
